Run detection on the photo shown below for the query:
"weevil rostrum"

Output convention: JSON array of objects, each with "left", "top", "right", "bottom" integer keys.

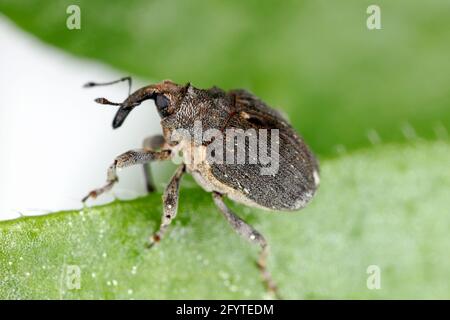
[{"left": 82, "top": 78, "right": 320, "bottom": 297}]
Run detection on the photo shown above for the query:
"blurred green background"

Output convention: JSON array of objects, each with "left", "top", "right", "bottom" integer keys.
[{"left": 1, "top": 0, "right": 449, "bottom": 156}]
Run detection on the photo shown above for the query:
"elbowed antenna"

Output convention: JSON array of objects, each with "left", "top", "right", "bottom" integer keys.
[
  {"left": 91, "top": 96, "right": 132, "bottom": 129},
  {"left": 84, "top": 76, "right": 160, "bottom": 129}
]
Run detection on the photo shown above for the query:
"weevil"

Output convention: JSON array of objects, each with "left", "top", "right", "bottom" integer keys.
[{"left": 82, "top": 77, "right": 320, "bottom": 298}]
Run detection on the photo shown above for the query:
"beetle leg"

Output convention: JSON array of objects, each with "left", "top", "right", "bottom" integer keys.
[
  {"left": 142, "top": 135, "right": 166, "bottom": 193},
  {"left": 82, "top": 149, "right": 171, "bottom": 203},
  {"left": 147, "top": 164, "right": 185, "bottom": 248},
  {"left": 212, "top": 192, "right": 280, "bottom": 299}
]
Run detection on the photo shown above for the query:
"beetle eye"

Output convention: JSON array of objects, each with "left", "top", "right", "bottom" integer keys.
[{"left": 155, "top": 94, "right": 170, "bottom": 117}]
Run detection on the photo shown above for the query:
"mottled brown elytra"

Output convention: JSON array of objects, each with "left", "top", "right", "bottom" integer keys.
[{"left": 82, "top": 78, "right": 319, "bottom": 298}]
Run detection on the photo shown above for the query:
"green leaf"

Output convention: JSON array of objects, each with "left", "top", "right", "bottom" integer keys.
[
  {"left": 1, "top": 0, "right": 449, "bottom": 156},
  {"left": 1, "top": 141, "right": 449, "bottom": 299}
]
